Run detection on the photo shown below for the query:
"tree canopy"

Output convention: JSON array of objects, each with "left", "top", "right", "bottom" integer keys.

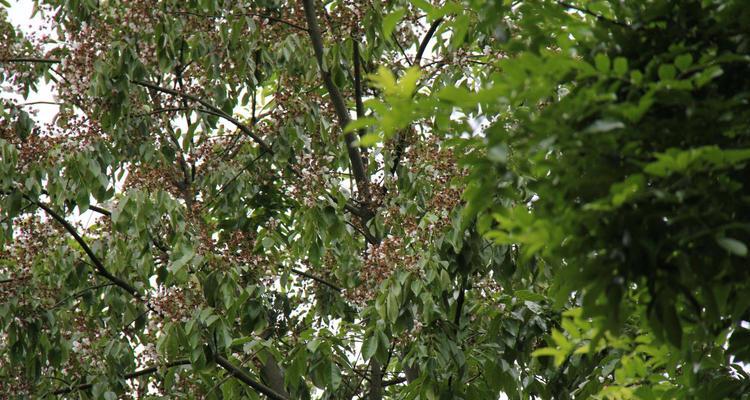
[{"left": 1, "top": 0, "right": 749, "bottom": 399}]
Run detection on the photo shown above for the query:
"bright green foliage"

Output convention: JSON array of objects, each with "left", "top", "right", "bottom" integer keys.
[{"left": 1, "top": 0, "right": 749, "bottom": 399}]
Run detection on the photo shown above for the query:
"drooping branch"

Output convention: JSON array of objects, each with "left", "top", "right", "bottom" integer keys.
[
  {"left": 51, "top": 283, "right": 115, "bottom": 309},
  {"left": 214, "top": 354, "right": 289, "bottom": 400},
  {"left": 300, "top": 0, "right": 370, "bottom": 201},
  {"left": 26, "top": 196, "right": 139, "bottom": 297},
  {"left": 131, "top": 80, "right": 272, "bottom": 153},
  {"left": 50, "top": 359, "right": 191, "bottom": 395},
  {"left": 291, "top": 267, "right": 343, "bottom": 292}
]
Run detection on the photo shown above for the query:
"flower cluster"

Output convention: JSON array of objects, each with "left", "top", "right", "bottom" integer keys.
[
  {"left": 58, "top": 314, "right": 110, "bottom": 382},
  {"left": 346, "top": 235, "right": 418, "bottom": 304},
  {"left": 406, "top": 135, "right": 465, "bottom": 234},
  {"left": 0, "top": 214, "right": 62, "bottom": 283},
  {"left": 289, "top": 152, "right": 337, "bottom": 208},
  {"left": 148, "top": 285, "right": 196, "bottom": 324}
]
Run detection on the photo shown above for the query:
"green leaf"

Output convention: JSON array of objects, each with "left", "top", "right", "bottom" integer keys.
[
  {"left": 399, "top": 67, "right": 421, "bottom": 97},
  {"left": 329, "top": 362, "right": 342, "bottom": 390},
  {"left": 451, "top": 15, "right": 470, "bottom": 48},
  {"left": 14, "top": 110, "right": 33, "bottom": 141},
  {"left": 716, "top": 237, "right": 747, "bottom": 257},
  {"left": 170, "top": 244, "right": 195, "bottom": 273},
  {"left": 387, "top": 291, "right": 399, "bottom": 323},
  {"left": 728, "top": 328, "right": 750, "bottom": 363},
  {"left": 357, "top": 133, "right": 382, "bottom": 146},
  {"left": 658, "top": 64, "right": 677, "bottom": 80},
  {"left": 6, "top": 191, "right": 23, "bottom": 216},
  {"left": 383, "top": 9, "right": 406, "bottom": 38},
  {"left": 613, "top": 57, "right": 628, "bottom": 76},
  {"left": 362, "top": 334, "right": 378, "bottom": 360},
  {"left": 368, "top": 67, "right": 397, "bottom": 95},
  {"left": 345, "top": 117, "right": 377, "bottom": 133},
  {"left": 674, "top": 54, "right": 693, "bottom": 71},
  {"left": 595, "top": 54, "right": 610, "bottom": 73}
]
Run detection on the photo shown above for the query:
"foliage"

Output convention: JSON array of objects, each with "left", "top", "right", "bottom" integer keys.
[{"left": 0, "top": 0, "right": 749, "bottom": 399}]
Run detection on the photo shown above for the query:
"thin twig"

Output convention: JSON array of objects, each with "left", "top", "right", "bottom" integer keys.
[
  {"left": 132, "top": 80, "right": 272, "bottom": 153},
  {"left": 50, "top": 359, "right": 191, "bottom": 395},
  {"left": 556, "top": 1, "right": 630, "bottom": 28},
  {"left": 168, "top": 10, "right": 309, "bottom": 32},
  {"left": 0, "top": 57, "right": 60, "bottom": 63},
  {"left": 291, "top": 267, "right": 343, "bottom": 292}
]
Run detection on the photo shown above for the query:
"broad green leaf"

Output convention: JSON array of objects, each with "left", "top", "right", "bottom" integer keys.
[
  {"left": 383, "top": 9, "right": 406, "bottom": 38},
  {"left": 716, "top": 237, "right": 747, "bottom": 257},
  {"left": 362, "top": 334, "right": 378, "bottom": 360}
]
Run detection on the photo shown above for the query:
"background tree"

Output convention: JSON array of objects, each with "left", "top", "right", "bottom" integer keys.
[{"left": 1, "top": 0, "right": 749, "bottom": 399}]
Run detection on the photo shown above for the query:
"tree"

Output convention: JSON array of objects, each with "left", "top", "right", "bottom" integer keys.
[{"left": 0, "top": 0, "right": 748, "bottom": 399}]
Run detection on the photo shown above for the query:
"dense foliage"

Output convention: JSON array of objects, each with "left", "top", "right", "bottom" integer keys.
[{"left": 1, "top": 0, "right": 749, "bottom": 399}]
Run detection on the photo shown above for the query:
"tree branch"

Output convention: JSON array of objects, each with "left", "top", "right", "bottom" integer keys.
[
  {"left": 50, "top": 359, "right": 191, "bottom": 395},
  {"left": 168, "top": 10, "right": 309, "bottom": 32},
  {"left": 291, "top": 267, "right": 343, "bottom": 292},
  {"left": 383, "top": 376, "right": 407, "bottom": 386},
  {"left": 0, "top": 57, "right": 60, "bottom": 64},
  {"left": 391, "top": 17, "right": 445, "bottom": 175},
  {"left": 556, "top": 1, "right": 630, "bottom": 28},
  {"left": 300, "top": 0, "right": 370, "bottom": 201},
  {"left": 27, "top": 196, "right": 139, "bottom": 297},
  {"left": 214, "top": 354, "right": 289, "bottom": 400},
  {"left": 369, "top": 360, "right": 383, "bottom": 400},
  {"left": 415, "top": 18, "right": 444, "bottom": 67},
  {"left": 131, "top": 80, "right": 272, "bottom": 153},
  {"left": 353, "top": 40, "right": 366, "bottom": 139}
]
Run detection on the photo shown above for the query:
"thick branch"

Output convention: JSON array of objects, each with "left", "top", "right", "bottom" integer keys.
[
  {"left": 383, "top": 376, "right": 407, "bottom": 387},
  {"left": 300, "top": 0, "right": 370, "bottom": 200},
  {"left": 259, "top": 352, "right": 291, "bottom": 398},
  {"left": 415, "top": 18, "right": 444, "bottom": 67},
  {"left": 352, "top": 40, "right": 366, "bottom": 139},
  {"left": 50, "top": 359, "right": 191, "bottom": 395},
  {"left": 369, "top": 360, "right": 383, "bottom": 400},
  {"left": 214, "top": 354, "right": 289, "bottom": 400}
]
